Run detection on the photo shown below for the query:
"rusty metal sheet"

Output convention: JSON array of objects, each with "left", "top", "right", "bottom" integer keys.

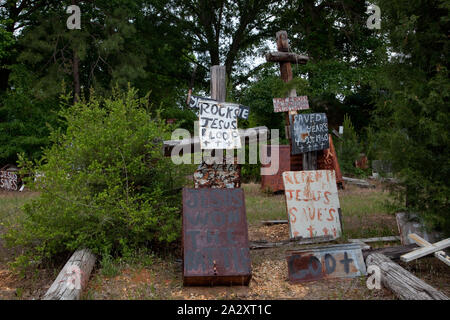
[
  {"left": 273, "top": 96, "right": 309, "bottom": 112},
  {"left": 182, "top": 188, "right": 251, "bottom": 286},
  {"left": 193, "top": 157, "right": 241, "bottom": 189},
  {"left": 317, "top": 135, "right": 343, "bottom": 186},
  {"left": 261, "top": 145, "right": 291, "bottom": 192},
  {"left": 282, "top": 170, "right": 342, "bottom": 239},
  {"left": 287, "top": 243, "right": 366, "bottom": 283}
]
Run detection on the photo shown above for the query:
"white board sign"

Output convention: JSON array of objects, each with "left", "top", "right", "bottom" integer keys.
[
  {"left": 198, "top": 99, "right": 241, "bottom": 149},
  {"left": 282, "top": 170, "right": 342, "bottom": 240}
]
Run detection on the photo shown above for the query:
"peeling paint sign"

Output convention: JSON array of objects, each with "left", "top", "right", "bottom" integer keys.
[
  {"left": 0, "top": 166, "right": 21, "bottom": 191},
  {"left": 182, "top": 188, "right": 251, "bottom": 286},
  {"left": 291, "top": 113, "right": 329, "bottom": 154},
  {"left": 282, "top": 170, "right": 342, "bottom": 240},
  {"left": 287, "top": 243, "right": 367, "bottom": 283},
  {"left": 198, "top": 99, "right": 242, "bottom": 149},
  {"left": 273, "top": 96, "right": 309, "bottom": 112}
]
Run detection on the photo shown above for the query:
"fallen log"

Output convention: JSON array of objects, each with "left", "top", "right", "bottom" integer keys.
[
  {"left": 43, "top": 249, "right": 96, "bottom": 300},
  {"left": 366, "top": 253, "right": 449, "bottom": 300}
]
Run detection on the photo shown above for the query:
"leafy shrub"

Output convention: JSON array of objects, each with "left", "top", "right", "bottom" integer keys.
[
  {"left": 4, "top": 88, "right": 189, "bottom": 267},
  {"left": 336, "top": 114, "right": 365, "bottom": 176}
]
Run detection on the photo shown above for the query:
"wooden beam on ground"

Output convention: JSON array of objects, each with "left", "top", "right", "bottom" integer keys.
[
  {"left": 366, "top": 253, "right": 449, "bottom": 300},
  {"left": 363, "top": 244, "right": 418, "bottom": 260},
  {"left": 401, "top": 237, "right": 450, "bottom": 263},
  {"left": 342, "top": 176, "right": 375, "bottom": 188},
  {"left": 163, "top": 126, "right": 269, "bottom": 157},
  {"left": 408, "top": 233, "right": 450, "bottom": 266},
  {"left": 261, "top": 220, "right": 288, "bottom": 226},
  {"left": 349, "top": 239, "right": 371, "bottom": 250},
  {"left": 249, "top": 235, "right": 333, "bottom": 250},
  {"left": 43, "top": 249, "right": 96, "bottom": 300},
  {"left": 351, "top": 236, "right": 400, "bottom": 243}
]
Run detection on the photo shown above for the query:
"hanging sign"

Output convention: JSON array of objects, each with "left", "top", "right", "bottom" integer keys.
[
  {"left": 273, "top": 96, "right": 309, "bottom": 113},
  {"left": 291, "top": 113, "right": 329, "bottom": 154},
  {"left": 198, "top": 99, "right": 242, "bottom": 149}
]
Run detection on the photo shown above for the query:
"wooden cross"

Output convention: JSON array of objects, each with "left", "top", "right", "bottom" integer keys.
[{"left": 266, "top": 31, "right": 317, "bottom": 170}]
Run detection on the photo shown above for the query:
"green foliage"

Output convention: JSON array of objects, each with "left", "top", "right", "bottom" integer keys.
[
  {"left": 370, "top": 0, "right": 450, "bottom": 234},
  {"left": 336, "top": 115, "right": 364, "bottom": 176},
  {"left": 0, "top": 65, "right": 62, "bottom": 165},
  {"left": 3, "top": 87, "right": 189, "bottom": 267}
]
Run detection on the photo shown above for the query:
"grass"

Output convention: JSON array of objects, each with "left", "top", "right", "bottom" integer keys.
[{"left": 243, "top": 182, "right": 398, "bottom": 240}]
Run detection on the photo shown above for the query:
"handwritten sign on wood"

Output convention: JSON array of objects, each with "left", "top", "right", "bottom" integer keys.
[
  {"left": 287, "top": 243, "right": 366, "bottom": 283},
  {"left": 182, "top": 188, "right": 251, "bottom": 286},
  {"left": 282, "top": 170, "right": 342, "bottom": 240},
  {"left": 273, "top": 96, "right": 309, "bottom": 113},
  {"left": 198, "top": 99, "right": 242, "bottom": 149},
  {"left": 291, "top": 113, "right": 329, "bottom": 154},
  {"left": 190, "top": 95, "right": 250, "bottom": 120},
  {"left": 0, "top": 170, "right": 20, "bottom": 191}
]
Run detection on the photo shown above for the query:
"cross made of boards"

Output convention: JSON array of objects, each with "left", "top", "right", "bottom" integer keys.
[{"left": 265, "top": 30, "right": 317, "bottom": 170}]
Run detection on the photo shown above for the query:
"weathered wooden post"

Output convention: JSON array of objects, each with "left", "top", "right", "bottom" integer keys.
[
  {"left": 265, "top": 31, "right": 316, "bottom": 170},
  {"left": 193, "top": 65, "right": 241, "bottom": 188}
]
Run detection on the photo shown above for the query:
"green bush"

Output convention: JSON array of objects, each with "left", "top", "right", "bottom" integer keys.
[
  {"left": 336, "top": 114, "right": 365, "bottom": 176},
  {"left": 4, "top": 87, "right": 189, "bottom": 267}
]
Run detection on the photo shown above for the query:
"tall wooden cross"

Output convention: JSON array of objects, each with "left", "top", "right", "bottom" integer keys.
[{"left": 265, "top": 31, "right": 317, "bottom": 170}]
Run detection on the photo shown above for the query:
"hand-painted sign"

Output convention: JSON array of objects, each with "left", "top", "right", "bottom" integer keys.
[
  {"left": 287, "top": 243, "right": 366, "bottom": 283},
  {"left": 182, "top": 188, "right": 251, "bottom": 286},
  {"left": 198, "top": 99, "right": 242, "bottom": 149},
  {"left": 189, "top": 95, "right": 250, "bottom": 120},
  {"left": 0, "top": 166, "right": 21, "bottom": 191},
  {"left": 291, "top": 113, "right": 329, "bottom": 154},
  {"left": 282, "top": 170, "right": 342, "bottom": 240},
  {"left": 273, "top": 96, "right": 309, "bottom": 113}
]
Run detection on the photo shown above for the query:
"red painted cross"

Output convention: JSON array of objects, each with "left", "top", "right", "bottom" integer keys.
[{"left": 307, "top": 225, "right": 315, "bottom": 238}]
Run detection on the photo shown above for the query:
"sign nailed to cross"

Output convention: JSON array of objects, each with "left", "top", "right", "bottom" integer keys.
[{"left": 273, "top": 96, "right": 309, "bottom": 113}]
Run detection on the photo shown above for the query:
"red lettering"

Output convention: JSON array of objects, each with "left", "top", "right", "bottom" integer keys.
[
  {"left": 285, "top": 189, "right": 294, "bottom": 200},
  {"left": 323, "top": 191, "right": 331, "bottom": 205},
  {"left": 289, "top": 207, "right": 298, "bottom": 223},
  {"left": 327, "top": 208, "right": 335, "bottom": 221}
]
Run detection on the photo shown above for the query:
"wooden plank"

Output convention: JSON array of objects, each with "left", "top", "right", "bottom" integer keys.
[
  {"left": 249, "top": 235, "right": 333, "bottom": 250},
  {"left": 353, "top": 236, "right": 400, "bottom": 243},
  {"left": 265, "top": 51, "right": 309, "bottom": 64},
  {"left": 273, "top": 96, "right": 309, "bottom": 112},
  {"left": 366, "top": 253, "right": 449, "bottom": 300},
  {"left": 261, "top": 220, "right": 288, "bottom": 226},
  {"left": 348, "top": 239, "right": 371, "bottom": 250},
  {"left": 400, "top": 238, "right": 450, "bottom": 262},
  {"left": 282, "top": 170, "right": 342, "bottom": 240},
  {"left": 287, "top": 243, "right": 366, "bottom": 283},
  {"left": 210, "top": 65, "right": 226, "bottom": 102},
  {"left": 342, "top": 176, "right": 375, "bottom": 188},
  {"left": 363, "top": 244, "right": 418, "bottom": 260},
  {"left": 163, "top": 126, "right": 268, "bottom": 156},
  {"left": 43, "top": 249, "right": 96, "bottom": 300},
  {"left": 407, "top": 234, "right": 450, "bottom": 266}
]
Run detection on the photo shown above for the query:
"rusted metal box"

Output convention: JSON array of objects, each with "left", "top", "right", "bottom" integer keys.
[
  {"left": 182, "top": 188, "right": 251, "bottom": 286},
  {"left": 286, "top": 243, "right": 366, "bottom": 283},
  {"left": 261, "top": 145, "right": 294, "bottom": 192}
]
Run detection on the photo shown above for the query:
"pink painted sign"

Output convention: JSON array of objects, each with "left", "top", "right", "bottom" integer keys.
[{"left": 273, "top": 96, "right": 309, "bottom": 113}]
